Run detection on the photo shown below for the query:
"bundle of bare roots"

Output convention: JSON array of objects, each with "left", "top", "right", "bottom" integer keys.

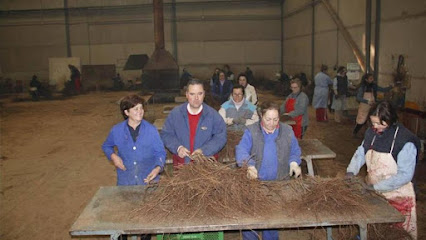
[
  {"left": 132, "top": 154, "right": 283, "bottom": 221},
  {"left": 329, "top": 224, "right": 413, "bottom": 240},
  {"left": 290, "top": 177, "right": 372, "bottom": 218},
  {"left": 218, "top": 129, "right": 244, "bottom": 163}
]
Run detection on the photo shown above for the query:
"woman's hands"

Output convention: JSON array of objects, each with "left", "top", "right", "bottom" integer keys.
[
  {"left": 144, "top": 166, "right": 161, "bottom": 184},
  {"left": 111, "top": 153, "right": 126, "bottom": 171}
]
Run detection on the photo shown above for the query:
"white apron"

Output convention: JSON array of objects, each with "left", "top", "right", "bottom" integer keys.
[
  {"left": 356, "top": 92, "right": 374, "bottom": 124},
  {"left": 365, "top": 127, "right": 417, "bottom": 239}
]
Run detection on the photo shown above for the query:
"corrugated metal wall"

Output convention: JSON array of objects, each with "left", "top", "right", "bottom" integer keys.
[{"left": 0, "top": 0, "right": 424, "bottom": 107}]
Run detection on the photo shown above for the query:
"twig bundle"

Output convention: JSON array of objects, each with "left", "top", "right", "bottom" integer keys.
[
  {"left": 133, "top": 158, "right": 282, "bottom": 221},
  {"left": 218, "top": 129, "right": 244, "bottom": 162},
  {"left": 368, "top": 223, "right": 413, "bottom": 240},
  {"left": 332, "top": 224, "right": 413, "bottom": 240},
  {"left": 291, "top": 177, "right": 370, "bottom": 217}
]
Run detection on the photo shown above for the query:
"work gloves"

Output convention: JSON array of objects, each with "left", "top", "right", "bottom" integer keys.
[
  {"left": 344, "top": 172, "right": 375, "bottom": 192},
  {"left": 247, "top": 166, "right": 258, "bottom": 180},
  {"left": 289, "top": 162, "right": 301, "bottom": 178},
  {"left": 233, "top": 117, "right": 247, "bottom": 125},
  {"left": 225, "top": 118, "right": 234, "bottom": 125}
]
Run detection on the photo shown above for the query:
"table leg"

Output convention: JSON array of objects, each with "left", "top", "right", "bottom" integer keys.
[
  {"left": 326, "top": 227, "right": 333, "bottom": 240},
  {"left": 358, "top": 223, "right": 367, "bottom": 240},
  {"left": 110, "top": 232, "right": 120, "bottom": 240},
  {"left": 302, "top": 157, "right": 314, "bottom": 176}
]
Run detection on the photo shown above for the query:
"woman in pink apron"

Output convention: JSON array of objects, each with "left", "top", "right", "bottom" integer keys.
[
  {"left": 346, "top": 101, "right": 420, "bottom": 239},
  {"left": 280, "top": 78, "right": 309, "bottom": 139},
  {"left": 353, "top": 73, "right": 393, "bottom": 137}
]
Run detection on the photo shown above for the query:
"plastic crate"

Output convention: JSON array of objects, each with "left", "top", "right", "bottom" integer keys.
[{"left": 157, "top": 231, "right": 224, "bottom": 240}]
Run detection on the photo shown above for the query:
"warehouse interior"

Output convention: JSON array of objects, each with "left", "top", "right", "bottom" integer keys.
[{"left": 0, "top": 0, "right": 425, "bottom": 239}]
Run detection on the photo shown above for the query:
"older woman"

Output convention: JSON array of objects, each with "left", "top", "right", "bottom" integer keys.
[
  {"left": 236, "top": 101, "right": 302, "bottom": 240},
  {"left": 102, "top": 94, "right": 166, "bottom": 186},
  {"left": 280, "top": 78, "right": 309, "bottom": 139},
  {"left": 346, "top": 101, "right": 420, "bottom": 239}
]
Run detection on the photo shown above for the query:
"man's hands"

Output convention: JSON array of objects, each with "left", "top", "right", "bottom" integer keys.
[
  {"left": 111, "top": 153, "right": 126, "bottom": 171},
  {"left": 192, "top": 148, "right": 203, "bottom": 156},
  {"left": 289, "top": 162, "right": 301, "bottom": 178},
  {"left": 144, "top": 166, "right": 161, "bottom": 184},
  {"left": 177, "top": 146, "right": 191, "bottom": 158},
  {"left": 247, "top": 166, "right": 258, "bottom": 180}
]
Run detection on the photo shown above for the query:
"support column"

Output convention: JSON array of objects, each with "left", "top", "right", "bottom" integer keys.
[
  {"left": 374, "top": 0, "right": 381, "bottom": 82},
  {"left": 64, "top": 0, "right": 71, "bottom": 57},
  {"left": 365, "top": 0, "right": 372, "bottom": 73}
]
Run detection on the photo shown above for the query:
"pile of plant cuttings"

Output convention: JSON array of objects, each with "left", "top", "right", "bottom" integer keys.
[
  {"left": 133, "top": 157, "right": 376, "bottom": 221},
  {"left": 133, "top": 154, "right": 283, "bottom": 220}
]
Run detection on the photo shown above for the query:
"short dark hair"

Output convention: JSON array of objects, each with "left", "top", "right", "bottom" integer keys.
[
  {"left": 186, "top": 78, "right": 204, "bottom": 89},
  {"left": 232, "top": 84, "right": 245, "bottom": 96},
  {"left": 237, "top": 73, "right": 247, "bottom": 81},
  {"left": 120, "top": 94, "right": 146, "bottom": 119},
  {"left": 337, "top": 66, "right": 346, "bottom": 74},
  {"left": 290, "top": 78, "right": 302, "bottom": 88},
  {"left": 361, "top": 73, "right": 374, "bottom": 86},
  {"left": 321, "top": 64, "right": 328, "bottom": 72},
  {"left": 258, "top": 101, "right": 280, "bottom": 117},
  {"left": 369, "top": 101, "right": 398, "bottom": 126}
]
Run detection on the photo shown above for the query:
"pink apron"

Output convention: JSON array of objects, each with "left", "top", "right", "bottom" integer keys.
[
  {"left": 365, "top": 127, "right": 417, "bottom": 239},
  {"left": 356, "top": 92, "right": 374, "bottom": 124}
]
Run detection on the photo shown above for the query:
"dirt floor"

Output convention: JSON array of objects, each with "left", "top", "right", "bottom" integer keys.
[{"left": 0, "top": 90, "right": 424, "bottom": 240}]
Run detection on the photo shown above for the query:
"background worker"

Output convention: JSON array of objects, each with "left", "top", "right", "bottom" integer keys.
[
  {"left": 219, "top": 84, "right": 259, "bottom": 131},
  {"left": 280, "top": 78, "right": 309, "bottom": 139},
  {"left": 237, "top": 73, "right": 258, "bottom": 105},
  {"left": 211, "top": 70, "right": 233, "bottom": 104},
  {"left": 331, "top": 66, "right": 355, "bottom": 123},
  {"left": 353, "top": 73, "right": 393, "bottom": 138},
  {"left": 346, "top": 101, "right": 420, "bottom": 239},
  {"left": 161, "top": 79, "right": 227, "bottom": 167},
  {"left": 235, "top": 101, "right": 302, "bottom": 240},
  {"left": 312, "top": 64, "right": 333, "bottom": 121}
]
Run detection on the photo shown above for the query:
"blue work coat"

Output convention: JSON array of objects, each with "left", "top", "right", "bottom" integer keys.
[
  {"left": 102, "top": 119, "right": 166, "bottom": 186},
  {"left": 160, "top": 103, "right": 227, "bottom": 163}
]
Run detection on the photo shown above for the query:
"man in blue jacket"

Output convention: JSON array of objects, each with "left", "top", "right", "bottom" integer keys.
[{"left": 161, "top": 79, "right": 227, "bottom": 167}]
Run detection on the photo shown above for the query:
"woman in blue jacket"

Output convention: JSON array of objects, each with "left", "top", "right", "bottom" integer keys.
[{"left": 102, "top": 94, "right": 166, "bottom": 186}]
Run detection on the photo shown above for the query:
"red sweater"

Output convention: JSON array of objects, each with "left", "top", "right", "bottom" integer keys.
[{"left": 172, "top": 110, "right": 202, "bottom": 167}]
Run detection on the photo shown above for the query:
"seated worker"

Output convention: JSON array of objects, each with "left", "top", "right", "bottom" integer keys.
[
  {"left": 346, "top": 101, "right": 420, "bottom": 239},
  {"left": 219, "top": 84, "right": 259, "bottom": 131},
  {"left": 237, "top": 73, "right": 258, "bottom": 105},
  {"left": 211, "top": 70, "right": 233, "bottom": 104},
  {"left": 280, "top": 78, "right": 309, "bottom": 139},
  {"left": 235, "top": 101, "right": 302, "bottom": 240},
  {"left": 161, "top": 79, "right": 227, "bottom": 167}
]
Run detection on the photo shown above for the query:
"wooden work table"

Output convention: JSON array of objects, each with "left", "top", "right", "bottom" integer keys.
[
  {"left": 70, "top": 186, "right": 403, "bottom": 240},
  {"left": 298, "top": 139, "right": 337, "bottom": 176}
]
